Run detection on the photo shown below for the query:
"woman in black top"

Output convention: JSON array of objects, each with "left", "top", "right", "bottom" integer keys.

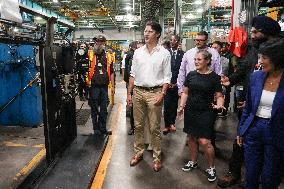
[{"left": 177, "top": 50, "right": 224, "bottom": 182}]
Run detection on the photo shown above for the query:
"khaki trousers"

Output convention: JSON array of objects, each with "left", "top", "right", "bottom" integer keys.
[{"left": 133, "top": 87, "right": 163, "bottom": 161}]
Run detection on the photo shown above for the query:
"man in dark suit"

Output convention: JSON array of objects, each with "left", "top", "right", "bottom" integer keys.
[{"left": 163, "top": 35, "right": 184, "bottom": 135}]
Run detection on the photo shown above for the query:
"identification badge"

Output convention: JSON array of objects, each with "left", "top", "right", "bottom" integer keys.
[
  {"left": 99, "top": 70, "right": 103, "bottom": 74},
  {"left": 98, "top": 62, "right": 102, "bottom": 67}
]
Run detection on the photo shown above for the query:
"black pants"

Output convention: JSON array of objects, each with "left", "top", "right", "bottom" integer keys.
[
  {"left": 78, "top": 74, "right": 88, "bottom": 98},
  {"left": 228, "top": 139, "right": 244, "bottom": 177},
  {"left": 89, "top": 85, "right": 108, "bottom": 132},
  {"left": 163, "top": 86, "right": 179, "bottom": 128},
  {"left": 224, "top": 86, "right": 231, "bottom": 111}
]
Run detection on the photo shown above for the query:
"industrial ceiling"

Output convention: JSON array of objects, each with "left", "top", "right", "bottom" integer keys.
[{"left": 31, "top": 0, "right": 209, "bottom": 31}]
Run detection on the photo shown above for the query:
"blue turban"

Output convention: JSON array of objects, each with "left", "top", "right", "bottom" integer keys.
[{"left": 252, "top": 16, "right": 281, "bottom": 36}]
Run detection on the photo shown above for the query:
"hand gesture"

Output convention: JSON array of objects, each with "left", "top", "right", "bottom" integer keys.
[
  {"left": 212, "top": 103, "right": 226, "bottom": 110},
  {"left": 237, "top": 101, "right": 246, "bottom": 110},
  {"left": 154, "top": 93, "right": 164, "bottom": 106},
  {"left": 221, "top": 75, "right": 230, "bottom": 86},
  {"left": 236, "top": 136, "right": 243, "bottom": 147},
  {"left": 126, "top": 94, "right": 132, "bottom": 107},
  {"left": 177, "top": 106, "right": 184, "bottom": 118}
]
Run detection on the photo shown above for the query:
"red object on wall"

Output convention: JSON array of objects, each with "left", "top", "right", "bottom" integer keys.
[{"left": 228, "top": 27, "right": 248, "bottom": 58}]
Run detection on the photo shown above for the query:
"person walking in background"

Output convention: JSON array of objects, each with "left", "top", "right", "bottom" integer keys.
[
  {"left": 163, "top": 35, "right": 184, "bottom": 135},
  {"left": 177, "top": 31, "right": 222, "bottom": 95},
  {"left": 212, "top": 41, "right": 234, "bottom": 117},
  {"left": 123, "top": 41, "right": 138, "bottom": 135},
  {"left": 237, "top": 39, "right": 284, "bottom": 189},
  {"left": 177, "top": 50, "right": 224, "bottom": 182},
  {"left": 127, "top": 21, "right": 171, "bottom": 172}
]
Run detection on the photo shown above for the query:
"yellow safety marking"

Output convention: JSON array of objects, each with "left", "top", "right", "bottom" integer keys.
[
  {"left": 90, "top": 103, "right": 122, "bottom": 189},
  {"left": 13, "top": 148, "right": 46, "bottom": 181},
  {"left": 32, "top": 144, "right": 45, "bottom": 148},
  {"left": 3, "top": 141, "right": 27, "bottom": 147}
]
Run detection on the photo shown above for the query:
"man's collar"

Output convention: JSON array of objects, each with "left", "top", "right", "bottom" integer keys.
[{"left": 143, "top": 44, "right": 161, "bottom": 52}]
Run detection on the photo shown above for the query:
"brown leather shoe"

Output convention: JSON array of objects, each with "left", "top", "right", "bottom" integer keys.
[
  {"left": 130, "top": 155, "right": 143, "bottom": 166},
  {"left": 162, "top": 127, "right": 170, "bottom": 135},
  {"left": 217, "top": 172, "right": 240, "bottom": 188},
  {"left": 153, "top": 160, "right": 162, "bottom": 172},
  {"left": 170, "top": 124, "right": 176, "bottom": 132}
]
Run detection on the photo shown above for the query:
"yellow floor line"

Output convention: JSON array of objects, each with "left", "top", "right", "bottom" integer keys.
[
  {"left": 90, "top": 103, "right": 122, "bottom": 189},
  {"left": 13, "top": 148, "right": 46, "bottom": 182},
  {"left": 3, "top": 141, "right": 27, "bottom": 147}
]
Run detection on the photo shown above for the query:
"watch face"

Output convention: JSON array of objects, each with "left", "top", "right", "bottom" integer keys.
[{"left": 78, "top": 49, "right": 85, "bottom": 55}]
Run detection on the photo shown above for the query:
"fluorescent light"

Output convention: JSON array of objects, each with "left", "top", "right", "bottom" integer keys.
[
  {"left": 34, "top": 16, "right": 42, "bottom": 20},
  {"left": 194, "top": 0, "right": 202, "bottom": 5},
  {"left": 13, "top": 27, "right": 19, "bottom": 32},
  {"left": 125, "top": 6, "right": 132, "bottom": 11},
  {"left": 53, "top": 0, "right": 58, "bottom": 2},
  {"left": 188, "top": 14, "right": 195, "bottom": 19},
  {"left": 223, "top": 14, "right": 231, "bottom": 18},
  {"left": 197, "top": 8, "right": 203, "bottom": 13}
]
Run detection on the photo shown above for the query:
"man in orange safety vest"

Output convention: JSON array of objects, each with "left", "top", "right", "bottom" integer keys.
[{"left": 87, "top": 35, "right": 115, "bottom": 136}]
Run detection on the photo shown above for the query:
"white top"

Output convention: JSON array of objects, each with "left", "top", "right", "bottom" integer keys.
[
  {"left": 256, "top": 90, "right": 276, "bottom": 118},
  {"left": 121, "top": 54, "right": 127, "bottom": 69},
  {"left": 130, "top": 44, "right": 172, "bottom": 87}
]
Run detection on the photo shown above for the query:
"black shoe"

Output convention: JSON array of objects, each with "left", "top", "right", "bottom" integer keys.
[
  {"left": 101, "top": 130, "right": 112, "bottom": 135},
  {"left": 128, "top": 129, "right": 135, "bottom": 135},
  {"left": 93, "top": 130, "right": 102, "bottom": 135},
  {"left": 182, "top": 161, "right": 198, "bottom": 172},
  {"left": 205, "top": 167, "right": 217, "bottom": 182}
]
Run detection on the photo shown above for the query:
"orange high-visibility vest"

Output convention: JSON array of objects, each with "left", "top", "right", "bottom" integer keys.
[{"left": 86, "top": 51, "right": 111, "bottom": 87}]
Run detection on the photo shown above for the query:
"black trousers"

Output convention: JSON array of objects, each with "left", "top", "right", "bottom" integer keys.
[
  {"left": 163, "top": 86, "right": 179, "bottom": 128},
  {"left": 228, "top": 139, "right": 244, "bottom": 177},
  {"left": 89, "top": 85, "right": 108, "bottom": 132}
]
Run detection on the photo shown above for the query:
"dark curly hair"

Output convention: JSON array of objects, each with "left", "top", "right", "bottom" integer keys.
[{"left": 258, "top": 39, "right": 284, "bottom": 70}]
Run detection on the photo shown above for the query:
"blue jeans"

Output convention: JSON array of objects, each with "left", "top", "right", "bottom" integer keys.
[
  {"left": 89, "top": 85, "right": 108, "bottom": 133},
  {"left": 244, "top": 117, "right": 281, "bottom": 189}
]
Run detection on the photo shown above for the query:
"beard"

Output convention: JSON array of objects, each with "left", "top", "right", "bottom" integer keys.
[
  {"left": 93, "top": 45, "right": 104, "bottom": 54},
  {"left": 251, "top": 36, "right": 268, "bottom": 49}
]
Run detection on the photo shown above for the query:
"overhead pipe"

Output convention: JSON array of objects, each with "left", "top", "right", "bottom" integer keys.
[{"left": 97, "top": 0, "right": 120, "bottom": 31}]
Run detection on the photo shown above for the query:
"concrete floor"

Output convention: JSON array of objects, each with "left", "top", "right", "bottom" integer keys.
[
  {"left": 102, "top": 79, "right": 284, "bottom": 189},
  {"left": 0, "top": 126, "right": 45, "bottom": 189}
]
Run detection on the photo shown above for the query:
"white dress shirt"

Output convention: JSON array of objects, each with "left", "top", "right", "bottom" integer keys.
[{"left": 130, "top": 44, "right": 172, "bottom": 87}]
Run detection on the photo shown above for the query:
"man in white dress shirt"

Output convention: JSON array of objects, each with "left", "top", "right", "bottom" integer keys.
[{"left": 127, "top": 21, "right": 172, "bottom": 172}]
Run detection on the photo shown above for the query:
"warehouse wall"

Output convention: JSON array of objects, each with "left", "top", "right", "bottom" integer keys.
[{"left": 74, "top": 29, "right": 143, "bottom": 41}]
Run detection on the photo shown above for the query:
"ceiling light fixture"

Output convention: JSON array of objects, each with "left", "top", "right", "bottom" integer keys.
[
  {"left": 34, "top": 16, "right": 42, "bottom": 20},
  {"left": 197, "top": 8, "right": 203, "bottom": 13},
  {"left": 223, "top": 14, "right": 231, "bottom": 18},
  {"left": 125, "top": 6, "right": 132, "bottom": 11},
  {"left": 194, "top": 0, "right": 202, "bottom": 5},
  {"left": 53, "top": 0, "right": 58, "bottom": 3}
]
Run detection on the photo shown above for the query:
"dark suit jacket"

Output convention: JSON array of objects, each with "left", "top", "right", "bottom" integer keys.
[
  {"left": 239, "top": 71, "right": 284, "bottom": 149},
  {"left": 170, "top": 49, "right": 184, "bottom": 84}
]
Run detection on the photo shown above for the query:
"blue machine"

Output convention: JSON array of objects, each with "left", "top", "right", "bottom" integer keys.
[{"left": 0, "top": 43, "right": 42, "bottom": 126}]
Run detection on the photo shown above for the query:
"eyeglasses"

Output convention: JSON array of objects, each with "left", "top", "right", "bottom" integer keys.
[{"left": 194, "top": 39, "right": 206, "bottom": 42}]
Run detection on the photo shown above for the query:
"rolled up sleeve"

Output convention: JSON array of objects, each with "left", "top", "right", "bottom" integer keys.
[{"left": 163, "top": 53, "right": 172, "bottom": 84}]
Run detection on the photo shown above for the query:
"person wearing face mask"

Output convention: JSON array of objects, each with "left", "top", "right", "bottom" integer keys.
[
  {"left": 218, "top": 16, "right": 281, "bottom": 188},
  {"left": 76, "top": 43, "right": 89, "bottom": 101},
  {"left": 87, "top": 35, "right": 115, "bottom": 136}
]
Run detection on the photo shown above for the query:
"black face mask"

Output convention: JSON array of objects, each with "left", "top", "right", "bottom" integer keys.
[{"left": 251, "top": 36, "right": 268, "bottom": 49}]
